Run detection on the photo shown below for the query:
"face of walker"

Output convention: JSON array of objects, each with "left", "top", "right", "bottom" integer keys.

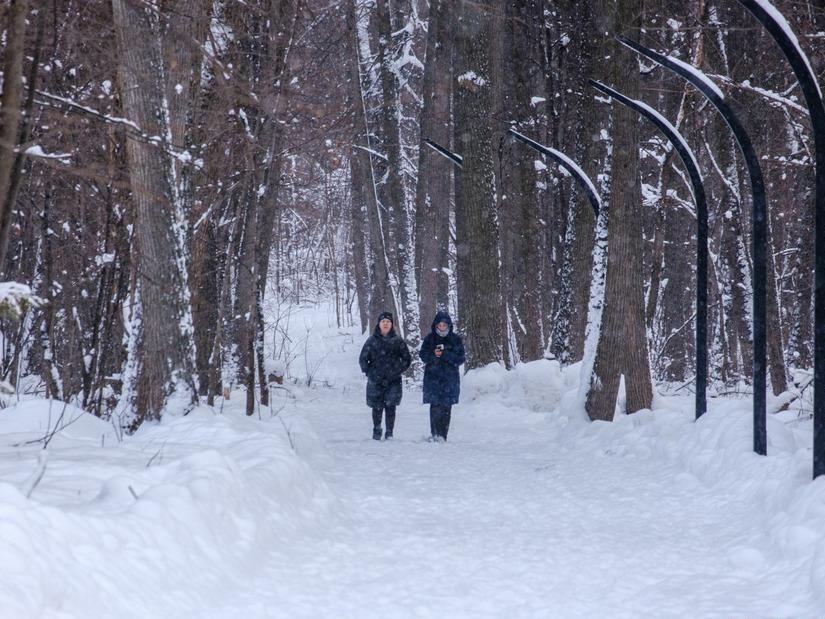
[{"left": 379, "top": 318, "right": 392, "bottom": 335}]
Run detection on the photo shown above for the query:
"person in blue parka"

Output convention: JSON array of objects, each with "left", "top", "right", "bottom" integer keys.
[
  {"left": 359, "top": 311, "right": 411, "bottom": 440},
  {"left": 419, "top": 310, "right": 466, "bottom": 441}
]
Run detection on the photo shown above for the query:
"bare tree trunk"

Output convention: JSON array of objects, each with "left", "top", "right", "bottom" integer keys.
[
  {"left": 349, "top": 164, "right": 371, "bottom": 333},
  {"left": 549, "top": 1, "right": 597, "bottom": 365},
  {"left": 509, "top": 0, "right": 544, "bottom": 362},
  {"left": 112, "top": 0, "right": 197, "bottom": 426},
  {"left": 161, "top": 0, "right": 208, "bottom": 180},
  {"left": 489, "top": 0, "right": 512, "bottom": 366},
  {"left": 206, "top": 198, "right": 240, "bottom": 405},
  {"left": 38, "top": 186, "right": 61, "bottom": 399},
  {"left": 191, "top": 213, "right": 219, "bottom": 394},
  {"left": 157, "top": 0, "right": 210, "bottom": 397},
  {"left": 414, "top": 0, "right": 452, "bottom": 337},
  {"left": 84, "top": 191, "right": 119, "bottom": 409},
  {"left": 585, "top": 0, "right": 652, "bottom": 420},
  {"left": 727, "top": 180, "right": 755, "bottom": 382},
  {"left": 3, "top": 0, "right": 47, "bottom": 278},
  {"left": 255, "top": 286, "right": 268, "bottom": 405},
  {"left": 766, "top": 213, "right": 788, "bottom": 394},
  {"left": 659, "top": 177, "right": 696, "bottom": 381},
  {"left": 455, "top": 0, "right": 503, "bottom": 368},
  {"left": 0, "top": 0, "right": 29, "bottom": 271},
  {"left": 253, "top": 1, "right": 297, "bottom": 403},
  {"left": 349, "top": 0, "right": 396, "bottom": 324},
  {"left": 222, "top": 0, "right": 297, "bottom": 414},
  {"left": 375, "top": 0, "right": 418, "bottom": 343},
  {"left": 233, "top": 182, "right": 259, "bottom": 415},
  {"left": 791, "top": 226, "right": 814, "bottom": 369},
  {"left": 645, "top": 166, "right": 669, "bottom": 330}
]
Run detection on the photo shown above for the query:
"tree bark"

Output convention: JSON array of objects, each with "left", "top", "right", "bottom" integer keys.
[
  {"left": 414, "top": 0, "right": 452, "bottom": 337},
  {"left": 508, "top": 0, "right": 544, "bottom": 362},
  {"left": 549, "top": 1, "right": 597, "bottom": 365},
  {"left": 0, "top": 0, "right": 29, "bottom": 272},
  {"left": 346, "top": 2, "right": 373, "bottom": 335},
  {"left": 112, "top": 0, "right": 197, "bottom": 426},
  {"left": 455, "top": 0, "right": 503, "bottom": 369},
  {"left": 585, "top": 0, "right": 653, "bottom": 420},
  {"left": 374, "top": 0, "right": 418, "bottom": 343},
  {"left": 766, "top": 211, "right": 788, "bottom": 394},
  {"left": 349, "top": 0, "right": 397, "bottom": 324}
]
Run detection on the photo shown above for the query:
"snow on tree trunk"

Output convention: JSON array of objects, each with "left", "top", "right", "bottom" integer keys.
[
  {"left": 414, "top": 0, "right": 452, "bottom": 338},
  {"left": 112, "top": 0, "right": 197, "bottom": 428},
  {"left": 0, "top": 0, "right": 29, "bottom": 271},
  {"left": 374, "top": 0, "right": 420, "bottom": 346},
  {"left": 584, "top": 0, "right": 652, "bottom": 421},
  {"left": 351, "top": 0, "right": 398, "bottom": 325},
  {"left": 548, "top": 1, "right": 598, "bottom": 366}
]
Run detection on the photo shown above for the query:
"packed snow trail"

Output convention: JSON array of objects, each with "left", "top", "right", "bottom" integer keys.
[
  {"left": 1, "top": 307, "right": 822, "bottom": 618},
  {"left": 192, "top": 377, "right": 816, "bottom": 619}
]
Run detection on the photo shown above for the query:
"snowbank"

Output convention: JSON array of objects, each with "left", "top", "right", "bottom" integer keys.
[
  {"left": 460, "top": 356, "right": 825, "bottom": 611},
  {"left": 0, "top": 399, "right": 116, "bottom": 446},
  {"left": 0, "top": 398, "right": 334, "bottom": 619},
  {"left": 462, "top": 359, "right": 571, "bottom": 413}
]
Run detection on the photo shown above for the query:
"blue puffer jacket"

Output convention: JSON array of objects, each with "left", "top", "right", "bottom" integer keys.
[{"left": 419, "top": 311, "right": 465, "bottom": 405}]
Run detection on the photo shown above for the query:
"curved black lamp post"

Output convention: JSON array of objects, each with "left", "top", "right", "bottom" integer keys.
[
  {"left": 733, "top": 0, "right": 825, "bottom": 479},
  {"left": 425, "top": 131, "right": 604, "bottom": 369},
  {"left": 426, "top": 132, "right": 602, "bottom": 216},
  {"left": 589, "top": 79, "right": 709, "bottom": 420},
  {"left": 508, "top": 128, "right": 601, "bottom": 217},
  {"left": 618, "top": 36, "right": 768, "bottom": 457},
  {"left": 423, "top": 138, "right": 463, "bottom": 168}
]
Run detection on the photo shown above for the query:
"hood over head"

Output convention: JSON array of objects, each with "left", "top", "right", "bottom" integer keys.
[{"left": 431, "top": 310, "right": 453, "bottom": 334}]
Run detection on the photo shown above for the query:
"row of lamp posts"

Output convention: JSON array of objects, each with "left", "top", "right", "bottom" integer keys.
[{"left": 421, "top": 0, "right": 824, "bottom": 479}]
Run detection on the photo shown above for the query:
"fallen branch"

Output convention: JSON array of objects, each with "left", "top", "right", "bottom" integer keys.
[{"left": 21, "top": 450, "right": 48, "bottom": 499}]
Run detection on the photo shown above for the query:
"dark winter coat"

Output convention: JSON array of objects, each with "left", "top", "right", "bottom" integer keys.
[
  {"left": 359, "top": 322, "right": 412, "bottom": 408},
  {"left": 419, "top": 311, "right": 466, "bottom": 405}
]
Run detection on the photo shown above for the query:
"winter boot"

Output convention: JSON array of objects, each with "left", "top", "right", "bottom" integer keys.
[
  {"left": 384, "top": 406, "right": 395, "bottom": 440},
  {"left": 373, "top": 427, "right": 382, "bottom": 441}
]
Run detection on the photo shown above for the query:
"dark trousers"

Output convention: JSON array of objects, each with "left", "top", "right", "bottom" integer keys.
[
  {"left": 372, "top": 406, "right": 396, "bottom": 433},
  {"left": 429, "top": 404, "right": 452, "bottom": 440}
]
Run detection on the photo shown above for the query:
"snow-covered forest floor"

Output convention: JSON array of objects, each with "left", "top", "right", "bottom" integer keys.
[{"left": 1, "top": 302, "right": 824, "bottom": 618}]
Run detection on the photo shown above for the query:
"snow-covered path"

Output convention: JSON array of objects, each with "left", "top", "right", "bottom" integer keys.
[
  {"left": 1, "top": 309, "right": 822, "bottom": 618},
  {"left": 195, "top": 379, "right": 815, "bottom": 619}
]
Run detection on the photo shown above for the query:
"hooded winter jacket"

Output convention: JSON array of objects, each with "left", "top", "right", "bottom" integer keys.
[
  {"left": 358, "top": 318, "right": 412, "bottom": 408},
  {"left": 419, "top": 311, "right": 466, "bottom": 405}
]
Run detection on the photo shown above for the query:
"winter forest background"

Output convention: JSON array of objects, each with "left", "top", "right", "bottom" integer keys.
[
  {"left": 2, "top": 0, "right": 825, "bottom": 617},
  {"left": 2, "top": 0, "right": 823, "bottom": 429}
]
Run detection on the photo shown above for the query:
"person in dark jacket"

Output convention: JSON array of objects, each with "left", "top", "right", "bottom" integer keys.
[
  {"left": 419, "top": 310, "right": 465, "bottom": 441},
  {"left": 359, "top": 311, "right": 412, "bottom": 440}
]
